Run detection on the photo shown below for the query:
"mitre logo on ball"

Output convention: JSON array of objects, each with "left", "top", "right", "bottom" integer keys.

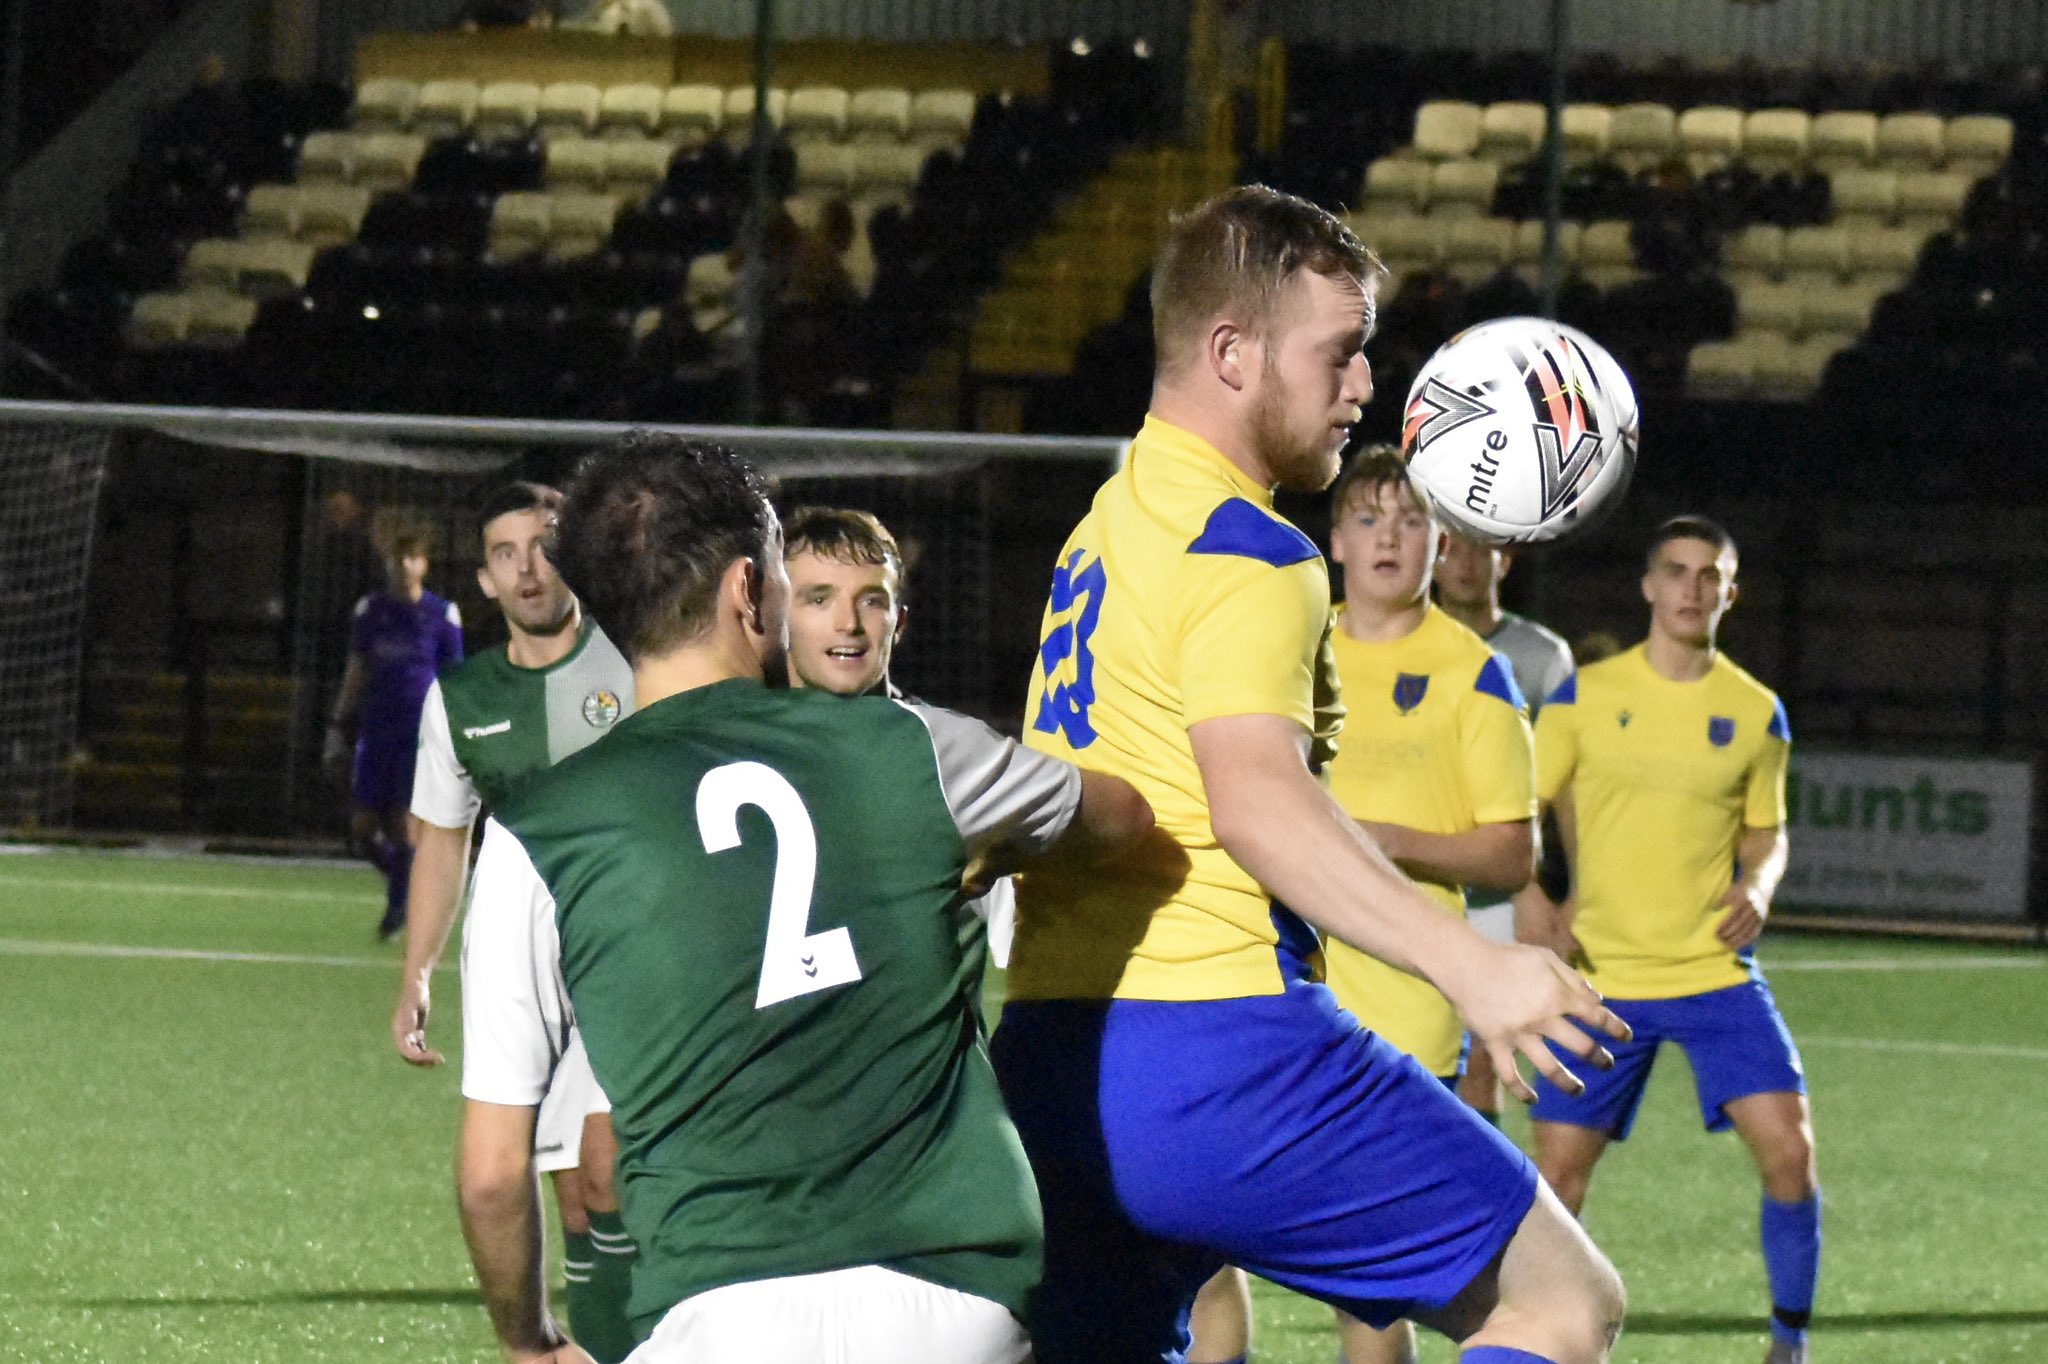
[{"left": 1400, "top": 316, "right": 1639, "bottom": 547}]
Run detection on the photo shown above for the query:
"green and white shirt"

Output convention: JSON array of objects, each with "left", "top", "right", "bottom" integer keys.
[
  {"left": 460, "top": 679, "right": 1080, "bottom": 1329},
  {"left": 411, "top": 619, "right": 633, "bottom": 826}
]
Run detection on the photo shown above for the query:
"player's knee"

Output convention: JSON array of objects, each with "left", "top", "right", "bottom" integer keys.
[{"left": 1759, "top": 1139, "right": 1818, "bottom": 1201}]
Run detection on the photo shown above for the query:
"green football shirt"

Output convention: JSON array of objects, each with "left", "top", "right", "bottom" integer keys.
[
  {"left": 412, "top": 618, "right": 634, "bottom": 825},
  {"left": 460, "top": 679, "right": 1081, "bottom": 1331}
]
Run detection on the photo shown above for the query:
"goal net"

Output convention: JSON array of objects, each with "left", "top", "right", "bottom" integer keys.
[{"left": 0, "top": 400, "right": 1121, "bottom": 840}]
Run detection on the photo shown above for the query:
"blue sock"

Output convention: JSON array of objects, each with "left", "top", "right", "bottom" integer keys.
[
  {"left": 1761, "top": 1191, "right": 1822, "bottom": 1342},
  {"left": 1462, "top": 1350, "right": 1558, "bottom": 1363}
]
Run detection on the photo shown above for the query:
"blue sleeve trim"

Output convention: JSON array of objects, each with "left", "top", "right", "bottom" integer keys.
[
  {"left": 1187, "top": 498, "right": 1320, "bottom": 567},
  {"left": 1768, "top": 697, "right": 1791, "bottom": 741},
  {"left": 1545, "top": 673, "right": 1578, "bottom": 706},
  {"left": 1474, "top": 653, "right": 1528, "bottom": 710}
]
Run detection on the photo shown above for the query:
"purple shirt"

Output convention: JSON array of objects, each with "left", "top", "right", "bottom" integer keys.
[{"left": 351, "top": 590, "right": 463, "bottom": 736}]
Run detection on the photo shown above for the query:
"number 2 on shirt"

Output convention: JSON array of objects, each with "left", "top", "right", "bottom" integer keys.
[
  {"left": 696, "top": 761, "right": 863, "bottom": 1009},
  {"left": 1033, "top": 548, "right": 1107, "bottom": 748}
]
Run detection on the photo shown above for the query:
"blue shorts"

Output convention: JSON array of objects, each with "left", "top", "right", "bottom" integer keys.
[
  {"left": 991, "top": 967, "right": 1537, "bottom": 1364},
  {"left": 1530, "top": 977, "right": 1806, "bottom": 1139},
  {"left": 351, "top": 729, "right": 417, "bottom": 814}
]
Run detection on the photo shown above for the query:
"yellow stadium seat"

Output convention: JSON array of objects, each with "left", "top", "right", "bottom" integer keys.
[
  {"left": 1676, "top": 105, "right": 1743, "bottom": 171},
  {"left": 660, "top": 84, "right": 724, "bottom": 141},
  {"left": 1809, "top": 111, "right": 1877, "bottom": 172},
  {"left": 1412, "top": 100, "right": 1482, "bottom": 160},
  {"left": 186, "top": 289, "right": 259, "bottom": 346},
  {"left": 785, "top": 86, "right": 851, "bottom": 141},
  {"left": 476, "top": 81, "right": 542, "bottom": 139},
  {"left": 298, "top": 184, "right": 373, "bottom": 247},
  {"left": 128, "top": 292, "right": 194, "bottom": 348},
  {"left": 1609, "top": 102, "right": 1676, "bottom": 171},
  {"left": 1429, "top": 159, "right": 1500, "bottom": 218},
  {"left": 547, "top": 136, "right": 612, "bottom": 191},
  {"left": 354, "top": 78, "right": 419, "bottom": 132},
  {"left": 354, "top": 133, "right": 426, "bottom": 192},
  {"left": 597, "top": 83, "right": 664, "bottom": 138},
  {"left": 1478, "top": 102, "right": 1545, "bottom": 164},
  {"left": 538, "top": 82, "right": 603, "bottom": 137},
  {"left": 241, "top": 184, "right": 301, "bottom": 240},
  {"left": 847, "top": 87, "right": 912, "bottom": 142},
  {"left": 1877, "top": 112, "right": 1945, "bottom": 169},
  {"left": 1743, "top": 108, "right": 1811, "bottom": 174},
  {"left": 415, "top": 79, "right": 480, "bottom": 138},
  {"left": 297, "top": 131, "right": 357, "bottom": 184}
]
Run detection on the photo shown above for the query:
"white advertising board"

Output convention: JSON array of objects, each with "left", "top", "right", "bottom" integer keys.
[{"left": 1779, "top": 752, "right": 2035, "bottom": 920}]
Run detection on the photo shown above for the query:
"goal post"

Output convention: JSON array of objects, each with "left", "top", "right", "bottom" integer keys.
[{"left": 0, "top": 399, "right": 1123, "bottom": 839}]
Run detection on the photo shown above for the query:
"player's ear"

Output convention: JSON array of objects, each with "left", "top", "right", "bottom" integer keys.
[
  {"left": 1209, "top": 321, "right": 1248, "bottom": 391},
  {"left": 1724, "top": 578, "right": 1740, "bottom": 612},
  {"left": 892, "top": 603, "right": 908, "bottom": 644},
  {"left": 476, "top": 563, "right": 497, "bottom": 600},
  {"left": 1498, "top": 547, "right": 1517, "bottom": 581}
]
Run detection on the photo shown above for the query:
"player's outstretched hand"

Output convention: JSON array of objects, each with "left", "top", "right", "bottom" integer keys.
[
  {"left": 392, "top": 975, "right": 444, "bottom": 1067},
  {"left": 1714, "top": 883, "right": 1769, "bottom": 951},
  {"left": 1455, "top": 942, "right": 1631, "bottom": 1105}
]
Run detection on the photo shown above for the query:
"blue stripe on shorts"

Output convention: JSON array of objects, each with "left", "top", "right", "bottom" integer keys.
[
  {"left": 1529, "top": 977, "right": 1806, "bottom": 1139},
  {"left": 992, "top": 956, "right": 1536, "bottom": 1363}
]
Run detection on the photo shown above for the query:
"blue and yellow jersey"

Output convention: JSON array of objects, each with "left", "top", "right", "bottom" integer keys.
[
  {"left": 1013, "top": 415, "right": 1335, "bottom": 1002},
  {"left": 1321, "top": 604, "right": 1535, "bottom": 1075},
  {"left": 1535, "top": 645, "right": 1790, "bottom": 1000}
]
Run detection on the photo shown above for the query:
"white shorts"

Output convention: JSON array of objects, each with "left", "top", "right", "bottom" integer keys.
[
  {"left": 626, "top": 1264, "right": 1031, "bottom": 1364},
  {"left": 1467, "top": 900, "right": 1516, "bottom": 946},
  {"left": 533, "top": 1029, "right": 610, "bottom": 1174}
]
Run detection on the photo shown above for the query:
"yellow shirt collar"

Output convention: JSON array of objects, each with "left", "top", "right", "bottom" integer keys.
[{"left": 1136, "top": 413, "right": 1273, "bottom": 508}]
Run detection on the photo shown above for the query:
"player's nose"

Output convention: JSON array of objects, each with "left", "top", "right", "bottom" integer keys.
[{"left": 1345, "top": 353, "right": 1374, "bottom": 406}]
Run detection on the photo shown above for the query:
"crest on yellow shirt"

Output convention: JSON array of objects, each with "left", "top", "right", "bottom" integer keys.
[
  {"left": 1708, "top": 716, "right": 1736, "bottom": 747},
  {"left": 1393, "top": 673, "right": 1430, "bottom": 714}
]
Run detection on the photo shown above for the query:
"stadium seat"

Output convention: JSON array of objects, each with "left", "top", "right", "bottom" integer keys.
[
  {"left": 1429, "top": 159, "right": 1498, "bottom": 217},
  {"left": 238, "top": 238, "right": 318, "bottom": 297},
  {"left": 907, "top": 88, "right": 975, "bottom": 147},
  {"left": 1349, "top": 211, "right": 1440, "bottom": 277},
  {"left": 489, "top": 191, "right": 554, "bottom": 259},
  {"left": 354, "top": 78, "right": 420, "bottom": 132},
  {"left": 794, "top": 141, "right": 855, "bottom": 195},
  {"left": 1802, "top": 277, "right": 1890, "bottom": 336},
  {"left": 1809, "top": 110, "right": 1878, "bottom": 171},
  {"left": 416, "top": 80, "right": 481, "bottom": 138},
  {"left": 1848, "top": 223, "right": 1927, "bottom": 286},
  {"left": 1751, "top": 330, "right": 1830, "bottom": 399},
  {"left": 354, "top": 133, "right": 427, "bottom": 192},
  {"left": 1413, "top": 100, "right": 1483, "bottom": 159},
  {"left": 1781, "top": 225, "right": 1850, "bottom": 285},
  {"left": 1737, "top": 280, "right": 1806, "bottom": 337},
  {"left": 476, "top": 81, "right": 543, "bottom": 140},
  {"left": 847, "top": 87, "right": 912, "bottom": 142},
  {"left": 547, "top": 136, "right": 612, "bottom": 191},
  {"left": 1877, "top": 112, "right": 1945, "bottom": 169},
  {"left": 1478, "top": 102, "right": 1546, "bottom": 163},
  {"left": 298, "top": 130, "right": 356, "bottom": 183},
  {"left": 548, "top": 192, "right": 622, "bottom": 258},
  {"left": 1510, "top": 218, "right": 1582, "bottom": 282},
  {"left": 298, "top": 184, "right": 373, "bottom": 247},
  {"left": 1560, "top": 104, "right": 1612, "bottom": 163},
  {"left": 128, "top": 291, "right": 193, "bottom": 347},
  {"left": 180, "top": 238, "right": 245, "bottom": 291},
  {"left": 1743, "top": 108, "right": 1811, "bottom": 174},
  {"left": 785, "top": 86, "right": 851, "bottom": 142},
  {"left": 1677, "top": 106, "right": 1743, "bottom": 170},
  {"left": 723, "top": 86, "right": 790, "bottom": 136},
  {"left": 604, "top": 140, "right": 676, "bottom": 199},
  {"left": 1896, "top": 170, "right": 1971, "bottom": 233},
  {"left": 1443, "top": 217, "right": 1513, "bottom": 283},
  {"left": 1578, "top": 219, "right": 1636, "bottom": 288},
  {"left": 1609, "top": 102, "right": 1676, "bottom": 171},
  {"left": 660, "top": 84, "right": 724, "bottom": 141},
  {"left": 598, "top": 83, "right": 664, "bottom": 139},
  {"left": 851, "top": 142, "right": 924, "bottom": 198},
  {"left": 1363, "top": 156, "right": 1432, "bottom": 213},
  {"left": 1944, "top": 114, "right": 2012, "bottom": 179},
  {"left": 1829, "top": 168, "right": 1899, "bottom": 226},
  {"left": 539, "top": 83, "right": 603, "bottom": 137},
  {"left": 241, "top": 183, "right": 300, "bottom": 239},
  {"left": 1687, "top": 334, "right": 1778, "bottom": 398},
  {"left": 1724, "top": 223, "right": 1786, "bottom": 288},
  {"left": 186, "top": 288, "right": 259, "bottom": 346}
]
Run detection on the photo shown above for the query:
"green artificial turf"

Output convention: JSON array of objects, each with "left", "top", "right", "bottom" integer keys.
[{"left": 3, "top": 849, "right": 2044, "bottom": 1362}]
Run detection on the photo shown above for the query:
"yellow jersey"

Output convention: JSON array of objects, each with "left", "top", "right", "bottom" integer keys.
[
  {"left": 1321, "top": 604, "right": 1536, "bottom": 1076},
  {"left": 1012, "top": 415, "right": 1337, "bottom": 1001},
  {"left": 1535, "top": 644, "right": 1790, "bottom": 1000}
]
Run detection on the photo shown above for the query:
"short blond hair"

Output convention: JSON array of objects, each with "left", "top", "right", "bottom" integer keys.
[
  {"left": 1151, "top": 184, "right": 1384, "bottom": 377},
  {"left": 1329, "top": 444, "right": 1421, "bottom": 518}
]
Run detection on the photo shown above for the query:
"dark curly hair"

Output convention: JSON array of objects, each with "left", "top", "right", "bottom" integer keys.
[{"left": 553, "top": 432, "right": 777, "bottom": 663}]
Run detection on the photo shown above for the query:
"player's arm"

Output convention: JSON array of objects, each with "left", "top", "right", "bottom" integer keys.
[
  {"left": 396, "top": 681, "right": 483, "bottom": 1064},
  {"left": 323, "top": 653, "right": 366, "bottom": 772},
  {"left": 1358, "top": 818, "right": 1535, "bottom": 892},
  {"left": 1190, "top": 713, "right": 1622, "bottom": 1101},
  {"left": 902, "top": 702, "right": 1153, "bottom": 878},
  {"left": 459, "top": 819, "right": 582, "bottom": 1361},
  {"left": 1719, "top": 705, "right": 1793, "bottom": 950},
  {"left": 459, "top": 1101, "right": 590, "bottom": 1364}
]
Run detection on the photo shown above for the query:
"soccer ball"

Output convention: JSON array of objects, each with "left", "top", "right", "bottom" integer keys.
[{"left": 1399, "top": 316, "right": 1638, "bottom": 546}]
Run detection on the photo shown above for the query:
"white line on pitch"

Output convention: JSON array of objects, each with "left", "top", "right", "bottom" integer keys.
[
  {"left": 1770, "top": 955, "right": 2043, "bottom": 972},
  {"left": 0, "top": 875, "right": 373, "bottom": 904},
  {"left": 1800, "top": 1035, "right": 2048, "bottom": 1062},
  {"left": 0, "top": 938, "right": 448, "bottom": 971}
]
